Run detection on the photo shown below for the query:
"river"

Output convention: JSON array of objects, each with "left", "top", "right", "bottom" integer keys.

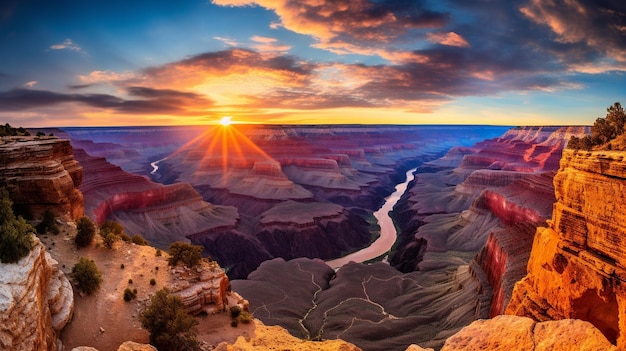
[{"left": 325, "top": 167, "right": 417, "bottom": 269}]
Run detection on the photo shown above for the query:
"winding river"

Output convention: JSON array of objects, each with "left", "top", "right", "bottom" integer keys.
[{"left": 325, "top": 167, "right": 417, "bottom": 269}]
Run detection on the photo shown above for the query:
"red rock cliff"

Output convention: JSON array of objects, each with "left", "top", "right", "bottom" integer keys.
[
  {"left": 0, "top": 137, "right": 83, "bottom": 220},
  {"left": 507, "top": 149, "right": 626, "bottom": 347}
]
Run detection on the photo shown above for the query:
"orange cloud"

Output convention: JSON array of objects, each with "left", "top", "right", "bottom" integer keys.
[
  {"left": 426, "top": 32, "right": 470, "bottom": 48},
  {"left": 250, "top": 35, "right": 292, "bottom": 53}
]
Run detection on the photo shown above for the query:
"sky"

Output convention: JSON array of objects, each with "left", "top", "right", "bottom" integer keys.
[{"left": 0, "top": 0, "right": 625, "bottom": 127}]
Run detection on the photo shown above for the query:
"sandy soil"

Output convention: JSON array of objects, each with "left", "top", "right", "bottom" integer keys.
[{"left": 39, "top": 222, "right": 254, "bottom": 351}]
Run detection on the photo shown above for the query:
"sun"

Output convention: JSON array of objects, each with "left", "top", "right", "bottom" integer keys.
[{"left": 219, "top": 116, "right": 233, "bottom": 126}]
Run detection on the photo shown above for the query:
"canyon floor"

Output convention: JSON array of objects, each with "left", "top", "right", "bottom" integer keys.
[{"left": 39, "top": 222, "right": 254, "bottom": 351}]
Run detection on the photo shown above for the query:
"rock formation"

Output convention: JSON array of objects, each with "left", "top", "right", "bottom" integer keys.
[
  {"left": 233, "top": 126, "right": 589, "bottom": 350},
  {"left": 439, "top": 315, "right": 616, "bottom": 351},
  {"left": 507, "top": 149, "right": 626, "bottom": 348},
  {"left": 70, "top": 341, "right": 157, "bottom": 351},
  {"left": 73, "top": 148, "right": 239, "bottom": 248},
  {"left": 169, "top": 259, "right": 248, "bottom": 315},
  {"left": 0, "top": 136, "right": 83, "bottom": 220},
  {"left": 214, "top": 319, "right": 362, "bottom": 351},
  {"left": 0, "top": 238, "right": 73, "bottom": 351}
]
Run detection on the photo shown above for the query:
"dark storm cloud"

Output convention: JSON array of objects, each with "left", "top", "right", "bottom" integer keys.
[{"left": 0, "top": 87, "right": 213, "bottom": 115}]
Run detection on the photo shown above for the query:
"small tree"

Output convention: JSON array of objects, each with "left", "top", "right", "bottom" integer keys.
[
  {"left": 0, "top": 188, "right": 35, "bottom": 263},
  {"left": 100, "top": 220, "right": 124, "bottom": 238},
  {"left": 168, "top": 242, "right": 203, "bottom": 268},
  {"left": 75, "top": 216, "right": 96, "bottom": 248},
  {"left": 131, "top": 234, "right": 148, "bottom": 245},
  {"left": 140, "top": 288, "right": 199, "bottom": 351},
  {"left": 72, "top": 257, "right": 103, "bottom": 295}
]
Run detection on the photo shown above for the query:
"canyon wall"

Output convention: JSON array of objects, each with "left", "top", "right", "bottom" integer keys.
[
  {"left": 0, "top": 136, "right": 83, "bottom": 220},
  {"left": 233, "top": 126, "right": 588, "bottom": 350},
  {"left": 73, "top": 148, "right": 239, "bottom": 248},
  {"left": 507, "top": 149, "right": 626, "bottom": 348},
  {"left": 0, "top": 238, "right": 73, "bottom": 351}
]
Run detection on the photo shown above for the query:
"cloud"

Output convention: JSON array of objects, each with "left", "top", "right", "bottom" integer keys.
[
  {"left": 50, "top": 38, "right": 85, "bottom": 53},
  {"left": 214, "top": 36, "right": 239, "bottom": 46},
  {"left": 0, "top": 87, "right": 213, "bottom": 115},
  {"left": 250, "top": 35, "right": 292, "bottom": 52},
  {"left": 426, "top": 32, "right": 470, "bottom": 47},
  {"left": 23, "top": 81, "right": 37, "bottom": 88},
  {"left": 78, "top": 70, "right": 138, "bottom": 84},
  {"left": 520, "top": 0, "right": 626, "bottom": 72},
  {"left": 212, "top": 0, "right": 449, "bottom": 57}
]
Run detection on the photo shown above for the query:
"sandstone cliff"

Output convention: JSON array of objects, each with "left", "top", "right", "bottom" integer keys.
[
  {"left": 0, "top": 238, "right": 73, "bottom": 351},
  {"left": 440, "top": 315, "right": 616, "bottom": 351},
  {"left": 507, "top": 149, "right": 626, "bottom": 348},
  {"left": 0, "top": 136, "right": 83, "bottom": 220}
]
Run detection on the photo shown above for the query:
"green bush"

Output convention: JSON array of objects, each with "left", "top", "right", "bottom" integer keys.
[
  {"left": 0, "top": 188, "right": 35, "bottom": 263},
  {"left": 131, "top": 234, "right": 148, "bottom": 245},
  {"left": 156, "top": 249, "right": 162, "bottom": 257},
  {"left": 140, "top": 288, "right": 199, "bottom": 351},
  {"left": 568, "top": 102, "right": 626, "bottom": 150},
  {"left": 239, "top": 311, "right": 253, "bottom": 324},
  {"left": 150, "top": 278, "right": 156, "bottom": 286},
  {"left": 99, "top": 220, "right": 124, "bottom": 237},
  {"left": 104, "top": 232, "right": 120, "bottom": 249},
  {"left": 72, "top": 257, "right": 103, "bottom": 295},
  {"left": 75, "top": 216, "right": 96, "bottom": 248},
  {"left": 168, "top": 242, "right": 203, "bottom": 268},
  {"left": 229, "top": 305, "right": 241, "bottom": 319},
  {"left": 123, "top": 288, "right": 137, "bottom": 302}
]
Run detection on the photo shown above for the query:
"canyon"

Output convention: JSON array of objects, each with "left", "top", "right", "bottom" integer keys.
[
  {"left": 4, "top": 124, "right": 622, "bottom": 351},
  {"left": 232, "top": 126, "right": 589, "bottom": 350},
  {"left": 64, "top": 125, "right": 508, "bottom": 278}
]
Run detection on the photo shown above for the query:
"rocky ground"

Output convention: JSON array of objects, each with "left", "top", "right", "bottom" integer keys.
[{"left": 38, "top": 222, "right": 253, "bottom": 351}]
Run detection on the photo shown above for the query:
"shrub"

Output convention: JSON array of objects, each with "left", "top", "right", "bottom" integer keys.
[
  {"left": 131, "top": 234, "right": 148, "bottom": 245},
  {"left": 129, "top": 279, "right": 133, "bottom": 284},
  {"left": 239, "top": 311, "right": 253, "bottom": 324},
  {"left": 150, "top": 278, "right": 156, "bottom": 286},
  {"left": 120, "top": 263, "right": 125, "bottom": 269},
  {"left": 568, "top": 102, "right": 626, "bottom": 150},
  {"left": 229, "top": 306, "right": 241, "bottom": 319},
  {"left": 75, "top": 216, "right": 96, "bottom": 248},
  {"left": 123, "top": 288, "right": 137, "bottom": 302},
  {"left": 104, "top": 232, "right": 120, "bottom": 249},
  {"left": 156, "top": 249, "right": 162, "bottom": 257},
  {"left": 100, "top": 220, "right": 124, "bottom": 237},
  {"left": 168, "top": 242, "right": 203, "bottom": 268},
  {"left": 140, "top": 288, "right": 199, "bottom": 351},
  {"left": 72, "top": 257, "right": 103, "bottom": 295},
  {"left": 0, "top": 188, "right": 35, "bottom": 263},
  {"left": 230, "top": 320, "right": 238, "bottom": 328},
  {"left": 36, "top": 210, "right": 60, "bottom": 235},
  {"left": 119, "top": 233, "right": 132, "bottom": 242}
]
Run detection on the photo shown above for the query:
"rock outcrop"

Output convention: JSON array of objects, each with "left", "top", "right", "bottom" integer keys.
[
  {"left": 440, "top": 315, "right": 616, "bottom": 351},
  {"left": 169, "top": 259, "right": 248, "bottom": 315},
  {"left": 214, "top": 319, "right": 362, "bottom": 351},
  {"left": 70, "top": 341, "right": 157, "bottom": 351},
  {"left": 0, "top": 136, "right": 83, "bottom": 220},
  {"left": 74, "top": 148, "right": 239, "bottom": 248},
  {"left": 507, "top": 149, "right": 626, "bottom": 348},
  {"left": 0, "top": 238, "right": 73, "bottom": 351}
]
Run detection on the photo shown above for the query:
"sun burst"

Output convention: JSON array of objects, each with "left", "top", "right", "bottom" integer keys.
[{"left": 219, "top": 116, "right": 232, "bottom": 126}]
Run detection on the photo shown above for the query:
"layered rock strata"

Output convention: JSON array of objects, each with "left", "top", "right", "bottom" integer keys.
[
  {"left": 0, "top": 238, "right": 73, "bottom": 351},
  {"left": 507, "top": 149, "right": 626, "bottom": 348},
  {"left": 234, "top": 126, "right": 587, "bottom": 350},
  {"left": 74, "top": 148, "right": 239, "bottom": 248},
  {"left": 440, "top": 315, "right": 616, "bottom": 351},
  {"left": 0, "top": 136, "right": 83, "bottom": 220}
]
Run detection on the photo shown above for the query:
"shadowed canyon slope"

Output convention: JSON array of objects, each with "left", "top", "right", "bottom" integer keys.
[
  {"left": 507, "top": 149, "right": 626, "bottom": 348},
  {"left": 65, "top": 126, "right": 508, "bottom": 278},
  {"left": 232, "top": 126, "right": 588, "bottom": 350}
]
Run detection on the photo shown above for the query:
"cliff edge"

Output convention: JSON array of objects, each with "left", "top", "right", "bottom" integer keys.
[
  {"left": 507, "top": 149, "right": 626, "bottom": 348},
  {"left": 0, "top": 237, "right": 73, "bottom": 351}
]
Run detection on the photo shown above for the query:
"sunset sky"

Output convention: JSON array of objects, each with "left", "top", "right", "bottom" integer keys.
[{"left": 1, "top": 0, "right": 625, "bottom": 126}]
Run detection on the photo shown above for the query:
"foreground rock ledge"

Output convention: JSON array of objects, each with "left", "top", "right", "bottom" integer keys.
[
  {"left": 439, "top": 315, "right": 616, "bottom": 351},
  {"left": 214, "top": 319, "right": 362, "bottom": 351}
]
